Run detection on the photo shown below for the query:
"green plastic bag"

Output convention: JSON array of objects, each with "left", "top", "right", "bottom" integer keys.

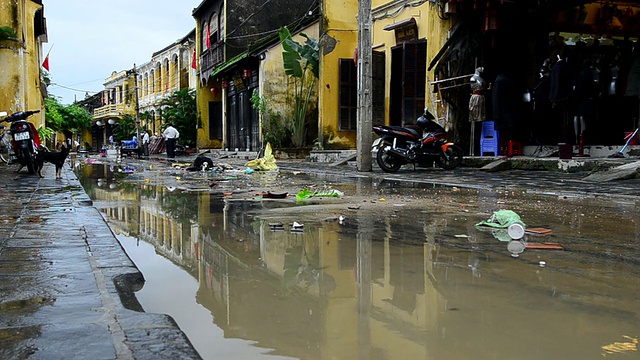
[{"left": 475, "top": 210, "right": 525, "bottom": 228}]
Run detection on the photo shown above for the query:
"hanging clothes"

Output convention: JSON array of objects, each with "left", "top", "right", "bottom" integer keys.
[
  {"left": 549, "top": 58, "right": 573, "bottom": 103},
  {"left": 469, "top": 80, "right": 486, "bottom": 122},
  {"left": 492, "top": 73, "right": 517, "bottom": 131}
]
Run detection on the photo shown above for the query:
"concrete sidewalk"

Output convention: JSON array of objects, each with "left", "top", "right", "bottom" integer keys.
[{"left": 0, "top": 163, "right": 200, "bottom": 359}]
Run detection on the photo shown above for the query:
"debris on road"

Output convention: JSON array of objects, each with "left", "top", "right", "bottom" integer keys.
[{"left": 246, "top": 142, "right": 278, "bottom": 171}]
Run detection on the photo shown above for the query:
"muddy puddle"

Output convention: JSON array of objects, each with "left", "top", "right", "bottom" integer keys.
[{"left": 78, "top": 162, "right": 640, "bottom": 359}]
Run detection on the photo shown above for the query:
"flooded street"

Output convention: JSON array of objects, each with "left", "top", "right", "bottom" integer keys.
[{"left": 77, "top": 162, "right": 640, "bottom": 359}]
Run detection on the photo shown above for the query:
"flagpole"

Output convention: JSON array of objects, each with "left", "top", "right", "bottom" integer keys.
[
  {"left": 42, "top": 43, "right": 54, "bottom": 70},
  {"left": 44, "top": 43, "right": 54, "bottom": 58}
]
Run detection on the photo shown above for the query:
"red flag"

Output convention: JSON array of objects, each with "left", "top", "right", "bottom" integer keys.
[
  {"left": 42, "top": 54, "right": 50, "bottom": 71},
  {"left": 191, "top": 49, "right": 197, "bottom": 69},
  {"left": 206, "top": 24, "right": 211, "bottom": 49}
]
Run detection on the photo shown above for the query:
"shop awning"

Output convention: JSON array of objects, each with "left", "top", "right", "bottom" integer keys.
[{"left": 210, "top": 51, "right": 250, "bottom": 79}]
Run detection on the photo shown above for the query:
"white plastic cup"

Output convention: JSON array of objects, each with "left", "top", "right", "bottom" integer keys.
[{"left": 507, "top": 221, "right": 526, "bottom": 240}]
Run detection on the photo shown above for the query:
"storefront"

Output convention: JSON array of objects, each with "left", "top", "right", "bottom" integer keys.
[{"left": 432, "top": 0, "right": 640, "bottom": 155}]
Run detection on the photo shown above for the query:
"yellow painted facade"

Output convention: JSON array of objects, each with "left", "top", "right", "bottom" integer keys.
[
  {"left": 0, "top": 0, "right": 47, "bottom": 128},
  {"left": 259, "top": 21, "right": 320, "bottom": 132},
  {"left": 316, "top": 0, "right": 452, "bottom": 149},
  {"left": 317, "top": 0, "right": 359, "bottom": 149},
  {"left": 193, "top": 0, "right": 452, "bottom": 151}
]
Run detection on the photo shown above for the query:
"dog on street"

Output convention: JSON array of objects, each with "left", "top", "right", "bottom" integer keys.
[{"left": 36, "top": 144, "right": 70, "bottom": 179}]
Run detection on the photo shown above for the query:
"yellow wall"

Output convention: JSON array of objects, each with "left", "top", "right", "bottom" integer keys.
[
  {"left": 195, "top": 17, "right": 224, "bottom": 150},
  {"left": 259, "top": 22, "right": 320, "bottom": 146},
  {"left": 315, "top": 0, "right": 451, "bottom": 149},
  {"left": 0, "top": 0, "right": 46, "bottom": 128},
  {"left": 317, "top": 0, "right": 359, "bottom": 149}
]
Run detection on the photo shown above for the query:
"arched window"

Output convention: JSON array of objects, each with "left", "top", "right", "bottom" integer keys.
[
  {"left": 210, "top": 12, "right": 218, "bottom": 44},
  {"left": 201, "top": 21, "right": 209, "bottom": 49},
  {"left": 219, "top": 4, "right": 224, "bottom": 41}
]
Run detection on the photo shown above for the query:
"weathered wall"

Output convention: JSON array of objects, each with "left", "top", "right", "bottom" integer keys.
[
  {"left": 259, "top": 22, "right": 320, "bottom": 146},
  {"left": 0, "top": 0, "right": 46, "bottom": 128},
  {"left": 371, "top": 1, "right": 452, "bottom": 125},
  {"left": 226, "top": 0, "right": 319, "bottom": 59},
  {"left": 317, "top": 0, "right": 359, "bottom": 149}
]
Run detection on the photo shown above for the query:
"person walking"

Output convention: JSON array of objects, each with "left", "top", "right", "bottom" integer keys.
[
  {"left": 162, "top": 124, "right": 179, "bottom": 159},
  {"left": 142, "top": 130, "right": 150, "bottom": 156}
]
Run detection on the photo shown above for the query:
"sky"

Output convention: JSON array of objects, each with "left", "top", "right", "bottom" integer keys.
[{"left": 45, "top": 0, "right": 203, "bottom": 105}]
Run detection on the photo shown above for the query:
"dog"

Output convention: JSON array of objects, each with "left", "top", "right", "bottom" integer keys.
[{"left": 36, "top": 144, "right": 70, "bottom": 179}]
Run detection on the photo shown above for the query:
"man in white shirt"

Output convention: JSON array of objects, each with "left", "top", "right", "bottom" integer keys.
[
  {"left": 142, "top": 130, "right": 150, "bottom": 156},
  {"left": 162, "top": 124, "right": 180, "bottom": 159}
]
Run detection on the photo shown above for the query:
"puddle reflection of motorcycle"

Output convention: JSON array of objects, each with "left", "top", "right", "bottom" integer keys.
[
  {"left": 372, "top": 108, "right": 463, "bottom": 172},
  {"left": 0, "top": 110, "right": 42, "bottom": 174}
]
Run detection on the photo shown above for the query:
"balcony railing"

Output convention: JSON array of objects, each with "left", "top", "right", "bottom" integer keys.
[
  {"left": 93, "top": 104, "right": 126, "bottom": 119},
  {"left": 200, "top": 43, "right": 224, "bottom": 78}
]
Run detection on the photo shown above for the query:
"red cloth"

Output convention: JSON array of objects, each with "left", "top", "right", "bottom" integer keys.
[
  {"left": 191, "top": 49, "right": 197, "bottom": 69},
  {"left": 42, "top": 54, "right": 49, "bottom": 71},
  {"left": 206, "top": 24, "right": 211, "bottom": 49}
]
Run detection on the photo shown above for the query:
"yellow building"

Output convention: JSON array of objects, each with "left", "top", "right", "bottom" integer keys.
[
  {"left": 315, "top": 0, "right": 452, "bottom": 150},
  {"left": 0, "top": 0, "right": 48, "bottom": 128},
  {"left": 92, "top": 31, "right": 196, "bottom": 150}
]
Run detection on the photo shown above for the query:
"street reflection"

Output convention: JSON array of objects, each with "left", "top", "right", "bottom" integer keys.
[{"left": 78, "top": 164, "right": 640, "bottom": 360}]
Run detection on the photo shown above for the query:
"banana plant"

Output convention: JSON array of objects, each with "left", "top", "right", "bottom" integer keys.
[{"left": 278, "top": 26, "right": 319, "bottom": 148}]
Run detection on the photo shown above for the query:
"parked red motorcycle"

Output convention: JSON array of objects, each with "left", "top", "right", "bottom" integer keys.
[
  {"left": 372, "top": 108, "right": 463, "bottom": 172},
  {"left": 0, "top": 110, "right": 42, "bottom": 174}
]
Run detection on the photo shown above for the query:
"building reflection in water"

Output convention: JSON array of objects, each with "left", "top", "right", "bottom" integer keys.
[{"left": 79, "top": 164, "right": 640, "bottom": 360}]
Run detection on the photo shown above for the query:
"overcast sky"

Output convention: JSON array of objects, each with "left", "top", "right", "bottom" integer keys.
[{"left": 45, "top": 0, "right": 203, "bottom": 105}]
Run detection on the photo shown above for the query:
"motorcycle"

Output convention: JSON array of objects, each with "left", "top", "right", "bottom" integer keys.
[
  {"left": 0, "top": 110, "right": 42, "bottom": 174},
  {"left": 372, "top": 108, "right": 463, "bottom": 172}
]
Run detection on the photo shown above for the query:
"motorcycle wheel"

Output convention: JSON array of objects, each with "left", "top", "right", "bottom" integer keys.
[
  {"left": 435, "top": 144, "right": 463, "bottom": 170},
  {"left": 21, "top": 149, "right": 36, "bottom": 174},
  {"left": 376, "top": 142, "right": 402, "bottom": 173}
]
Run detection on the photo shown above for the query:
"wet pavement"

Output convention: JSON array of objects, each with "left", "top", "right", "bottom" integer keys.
[
  {"left": 0, "top": 162, "right": 200, "bottom": 359},
  {"left": 1, "top": 151, "right": 639, "bottom": 359}
]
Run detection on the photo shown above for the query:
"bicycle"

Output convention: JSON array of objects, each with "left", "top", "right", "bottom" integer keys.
[{"left": 0, "top": 126, "right": 16, "bottom": 165}]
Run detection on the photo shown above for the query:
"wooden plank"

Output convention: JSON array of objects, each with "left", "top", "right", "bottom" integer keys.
[
  {"left": 526, "top": 227, "right": 553, "bottom": 235},
  {"left": 525, "top": 242, "right": 564, "bottom": 250}
]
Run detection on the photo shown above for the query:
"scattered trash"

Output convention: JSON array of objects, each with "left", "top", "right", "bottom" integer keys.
[
  {"left": 507, "top": 240, "right": 526, "bottom": 257},
  {"left": 507, "top": 221, "right": 526, "bottom": 240},
  {"left": 601, "top": 336, "right": 638, "bottom": 355},
  {"left": 246, "top": 142, "right": 278, "bottom": 171},
  {"left": 176, "top": 177, "right": 181, "bottom": 181},
  {"left": 291, "top": 221, "right": 304, "bottom": 229},
  {"left": 476, "top": 210, "right": 526, "bottom": 229},
  {"left": 339, "top": 215, "right": 345, "bottom": 225},
  {"left": 454, "top": 234, "right": 470, "bottom": 238},
  {"left": 379, "top": 198, "right": 386, "bottom": 202},
  {"left": 144, "top": 179, "right": 150, "bottom": 183},
  {"left": 525, "top": 242, "right": 564, "bottom": 251},
  {"left": 525, "top": 227, "right": 553, "bottom": 235},
  {"left": 296, "top": 188, "right": 343, "bottom": 201},
  {"left": 166, "top": 186, "right": 176, "bottom": 192},
  {"left": 538, "top": 260, "right": 547, "bottom": 267},
  {"left": 262, "top": 191, "right": 288, "bottom": 199}
]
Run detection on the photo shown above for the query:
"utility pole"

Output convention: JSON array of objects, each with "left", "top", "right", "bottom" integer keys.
[
  {"left": 132, "top": 64, "right": 141, "bottom": 142},
  {"left": 357, "top": 0, "right": 373, "bottom": 171}
]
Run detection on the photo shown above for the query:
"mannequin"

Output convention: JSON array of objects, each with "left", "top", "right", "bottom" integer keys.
[
  {"left": 533, "top": 59, "right": 551, "bottom": 142},
  {"left": 469, "top": 67, "right": 486, "bottom": 156},
  {"left": 573, "top": 58, "right": 600, "bottom": 156}
]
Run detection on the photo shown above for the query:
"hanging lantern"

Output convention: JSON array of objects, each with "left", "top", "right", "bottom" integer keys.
[
  {"left": 222, "top": 79, "right": 229, "bottom": 88},
  {"left": 243, "top": 69, "right": 252, "bottom": 78},
  {"left": 210, "top": 87, "right": 219, "bottom": 97}
]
